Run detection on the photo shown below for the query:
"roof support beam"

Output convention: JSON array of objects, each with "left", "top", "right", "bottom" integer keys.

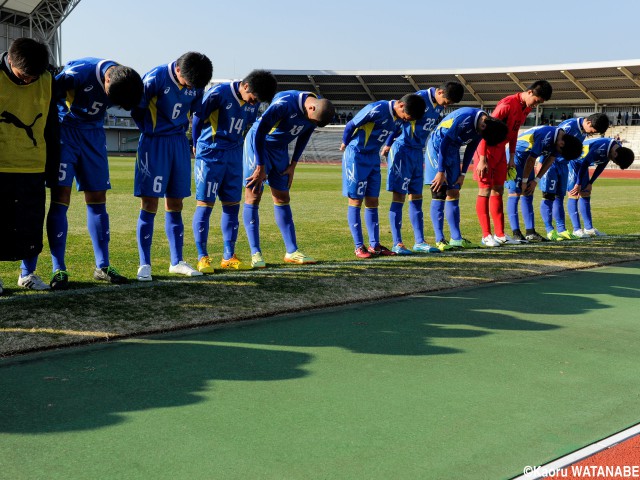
[
  {"left": 356, "top": 75, "right": 377, "bottom": 101},
  {"left": 506, "top": 72, "right": 527, "bottom": 91},
  {"left": 561, "top": 69, "right": 599, "bottom": 103},
  {"left": 307, "top": 75, "right": 322, "bottom": 96},
  {"left": 617, "top": 66, "right": 640, "bottom": 88},
  {"left": 454, "top": 74, "right": 483, "bottom": 106},
  {"left": 404, "top": 75, "right": 420, "bottom": 92}
]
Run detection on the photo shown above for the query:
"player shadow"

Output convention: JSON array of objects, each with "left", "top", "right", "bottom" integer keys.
[{"left": 0, "top": 340, "right": 310, "bottom": 434}]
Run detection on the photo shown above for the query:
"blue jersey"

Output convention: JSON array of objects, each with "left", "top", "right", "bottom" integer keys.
[
  {"left": 133, "top": 62, "right": 204, "bottom": 136},
  {"left": 194, "top": 81, "right": 259, "bottom": 151},
  {"left": 56, "top": 57, "right": 117, "bottom": 129},
  {"left": 343, "top": 100, "right": 404, "bottom": 154},
  {"left": 429, "top": 107, "right": 485, "bottom": 155},
  {"left": 554, "top": 118, "right": 588, "bottom": 164},
  {"left": 515, "top": 126, "right": 559, "bottom": 163},
  {"left": 251, "top": 90, "right": 318, "bottom": 166},
  {"left": 576, "top": 137, "right": 618, "bottom": 169},
  {"left": 391, "top": 88, "right": 444, "bottom": 149}
]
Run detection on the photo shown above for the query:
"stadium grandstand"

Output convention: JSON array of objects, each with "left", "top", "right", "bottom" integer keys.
[{"left": 2, "top": 1, "right": 640, "bottom": 166}]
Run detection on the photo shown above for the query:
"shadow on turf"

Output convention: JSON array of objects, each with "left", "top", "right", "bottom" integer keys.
[{"left": 0, "top": 264, "right": 637, "bottom": 434}]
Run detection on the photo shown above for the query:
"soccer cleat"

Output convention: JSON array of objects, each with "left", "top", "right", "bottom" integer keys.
[
  {"left": 94, "top": 266, "right": 129, "bottom": 284},
  {"left": 391, "top": 243, "right": 413, "bottom": 255},
  {"left": 50, "top": 269, "right": 70, "bottom": 290},
  {"left": 413, "top": 242, "right": 440, "bottom": 253},
  {"left": 511, "top": 229, "right": 528, "bottom": 242},
  {"left": 251, "top": 252, "right": 266, "bottom": 268},
  {"left": 546, "top": 230, "right": 564, "bottom": 241},
  {"left": 197, "top": 256, "right": 216, "bottom": 274},
  {"left": 355, "top": 246, "right": 373, "bottom": 259},
  {"left": 481, "top": 235, "right": 500, "bottom": 247},
  {"left": 284, "top": 250, "right": 317, "bottom": 264},
  {"left": 584, "top": 228, "right": 606, "bottom": 237},
  {"left": 18, "top": 273, "right": 50, "bottom": 291},
  {"left": 367, "top": 244, "right": 396, "bottom": 256},
  {"left": 136, "top": 264, "right": 152, "bottom": 282},
  {"left": 558, "top": 230, "right": 579, "bottom": 240},
  {"left": 221, "top": 254, "right": 252, "bottom": 270},
  {"left": 493, "top": 234, "right": 523, "bottom": 245},
  {"left": 525, "top": 231, "right": 549, "bottom": 242},
  {"left": 449, "top": 238, "right": 482, "bottom": 249},
  {"left": 573, "top": 228, "right": 589, "bottom": 238},
  {"left": 435, "top": 240, "right": 455, "bottom": 251},
  {"left": 169, "top": 261, "right": 203, "bottom": 277}
]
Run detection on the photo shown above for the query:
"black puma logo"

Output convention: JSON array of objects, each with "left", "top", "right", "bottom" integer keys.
[{"left": 0, "top": 111, "right": 43, "bottom": 146}]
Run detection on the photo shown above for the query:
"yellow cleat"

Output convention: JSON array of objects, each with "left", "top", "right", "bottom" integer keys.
[
  {"left": 197, "top": 256, "right": 215, "bottom": 274},
  {"left": 251, "top": 252, "right": 266, "bottom": 269},
  {"left": 284, "top": 250, "right": 317, "bottom": 264},
  {"left": 220, "top": 254, "right": 252, "bottom": 270}
]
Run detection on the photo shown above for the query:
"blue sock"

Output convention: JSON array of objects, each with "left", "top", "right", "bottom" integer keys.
[
  {"left": 365, "top": 207, "right": 379, "bottom": 247},
  {"left": 20, "top": 256, "right": 37, "bottom": 277},
  {"left": 409, "top": 199, "right": 424, "bottom": 244},
  {"left": 540, "top": 198, "right": 554, "bottom": 233},
  {"left": 430, "top": 200, "right": 445, "bottom": 243},
  {"left": 221, "top": 204, "right": 240, "bottom": 260},
  {"left": 243, "top": 203, "right": 261, "bottom": 254},
  {"left": 165, "top": 211, "right": 184, "bottom": 266},
  {"left": 579, "top": 197, "right": 593, "bottom": 230},
  {"left": 522, "top": 195, "right": 535, "bottom": 231},
  {"left": 507, "top": 196, "right": 521, "bottom": 232},
  {"left": 553, "top": 196, "right": 566, "bottom": 232},
  {"left": 47, "top": 202, "right": 69, "bottom": 272},
  {"left": 137, "top": 210, "right": 156, "bottom": 266},
  {"left": 445, "top": 199, "right": 461, "bottom": 241},
  {"left": 567, "top": 197, "right": 580, "bottom": 231},
  {"left": 273, "top": 203, "right": 297, "bottom": 254},
  {"left": 389, "top": 201, "right": 404, "bottom": 245},
  {"left": 348, "top": 205, "right": 364, "bottom": 248},
  {"left": 87, "top": 203, "right": 110, "bottom": 269},
  {"left": 193, "top": 205, "right": 212, "bottom": 260}
]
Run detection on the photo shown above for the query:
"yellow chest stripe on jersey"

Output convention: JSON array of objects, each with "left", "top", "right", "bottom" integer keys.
[
  {"left": 269, "top": 119, "right": 282, "bottom": 135},
  {"left": 149, "top": 97, "right": 158, "bottom": 131},
  {"left": 208, "top": 109, "right": 220, "bottom": 139}
]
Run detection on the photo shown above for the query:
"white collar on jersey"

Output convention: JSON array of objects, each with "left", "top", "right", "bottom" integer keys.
[
  {"left": 230, "top": 81, "right": 243, "bottom": 105},
  {"left": 388, "top": 100, "right": 395, "bottom": 118},
  {"left": 474, "top": 109, "right": 486, "bottom": 130},
  {"left": 96, "top": 59, "right": 113, "bottom": 90},
  {"left": 427, "top": 88, "right": 437, "bottom": 109},
  {"left": 168, "top": 62, "right": 181, "bottom": 89}
]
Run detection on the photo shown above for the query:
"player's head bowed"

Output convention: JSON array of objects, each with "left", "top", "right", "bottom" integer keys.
[
  {"left": 176, "top": 52, "right": 213, "bottom": 90},
  {"left": 480, "top": 117, "right": 508, "bottom": 146}
]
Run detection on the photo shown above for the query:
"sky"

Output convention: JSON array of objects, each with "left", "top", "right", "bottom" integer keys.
[{"left": 60, "top": 0, "right": 640, "bottom": 79}]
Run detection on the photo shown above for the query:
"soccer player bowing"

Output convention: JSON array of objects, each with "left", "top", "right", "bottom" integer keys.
[
  {"left": 506, "top": 125, "right": 582, "bottom": 242},
  {"left": 132, "top": 52, "right": 213, "bottom": 281},
  {"left": 243, "top": 90, "right": 335, "bottom": 267},
  {"left": 425, "top": 108, "right": 508, "bottom": 251},
  {"left": 342, "top": 94, "right": 426, "bottom": 259}
]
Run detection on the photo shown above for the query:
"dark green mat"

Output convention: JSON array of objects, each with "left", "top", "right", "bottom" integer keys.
[{"left": 2, "top": 263, "right": 639, "bottom": 479}]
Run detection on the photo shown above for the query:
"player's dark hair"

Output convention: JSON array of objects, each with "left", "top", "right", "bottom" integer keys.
[
  {"left": 440, "top": 81, "right": 464, "bottom": 103},
  {"left": 176, "top": 52, "right": 213, "bottom": 89},
  {"left": 613, "top": 146, "right": 634, "bottom": 169},
  {"left": 314, "top": 98, "right": 336, "bottom": 127},
  {"left": 559, "top": 133, "right": 582, "bottom": 160},
  {"left": 400, "top": 93, "right": 426, "bottom": 120},
  {"left": 481, "top": 117, "right": 508, "bottom": 146},
  {"left": 243, "top": 69, "right": 278, "bottom": 103},
  {"left": 8, "top": 37, "right": 49, "bottom": 77},
  {"left": 106, "top": 66, "right": 143, "bottom": 111},
  {"left": 586, "top": 113, "right": 610, "bottom": 134},
  {"left": 527, "top": 80, "right": 553, "bottom": 101}
]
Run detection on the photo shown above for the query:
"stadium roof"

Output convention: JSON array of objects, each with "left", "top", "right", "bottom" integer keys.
[{"left": 272, "top": 60, "right": 640, "bottom": 108}]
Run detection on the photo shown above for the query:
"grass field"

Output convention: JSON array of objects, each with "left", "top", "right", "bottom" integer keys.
[{"left": 1, "top": 158, "right": 640, "bottom": 355}]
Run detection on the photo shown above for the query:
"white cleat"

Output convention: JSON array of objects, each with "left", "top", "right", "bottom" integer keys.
[
  {"left": 17, "top": 273, "right": 50, "bottom": 290},
  {"left": 583, "top": 228, "right": 607, "bottom": 237},
  {"left": 572, "top": 229, "right": 589, "bottom": 238},
  {"left": 481, "top": 235, "right": 500, "bottom": 247},
  {"left": 137, "top": 264, "right": 153, "bottom": 282},
  {"left": 169, "top": 261, "right": 203, "bottom": 276},
  {"left": 494, "top": 234, "right": 523, "bottom": 245}
]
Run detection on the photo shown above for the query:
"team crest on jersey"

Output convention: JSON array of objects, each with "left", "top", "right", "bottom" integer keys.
[
  {"left": 459, "top": 116, "right": 472, "bottom": 130},
  {"left": 368, "top": 105, "right": 380, "bottom": 117},
  {"left": 271, "top": 96, "right": 289, "bottom": 106},
  {"left": 64, "top": 64, "right": 84, "bottom": 75}
]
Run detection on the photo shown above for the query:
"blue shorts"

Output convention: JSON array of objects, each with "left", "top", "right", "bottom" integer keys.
[
  {"left": 424, "top": 141, "right": 461, "bottom": 191},
  {"left": 242, "top": 127, "right": 292, "bottom": 192},
  {"left": 134, "top": 133, "right": 191, "bottom": 198},
  {"left": 505, "top": 155, "right": 535, "bottom": 194},
  {"left": 195, "top": 146, "right": 243, "bottom": 203},
  {"left": 56, "top": 126, "right": 110, "bottom": 191},
  {"left": 342, "top": 144, "right": 381, "bottom": 199},
  {"left": 540, "top": 161, "right": 568, "bottom": 196},
  {"left": 386, "top": 142, "right": 424, "bottom": 195},
  {"left": 567, "top": 160, "right": 589, "bottom": 192}
]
